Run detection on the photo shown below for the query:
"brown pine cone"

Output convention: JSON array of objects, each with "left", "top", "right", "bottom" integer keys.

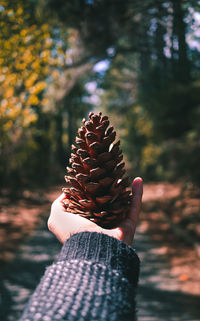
[{"left": 62, "top": 112, "right": 132, "bottom": 228}]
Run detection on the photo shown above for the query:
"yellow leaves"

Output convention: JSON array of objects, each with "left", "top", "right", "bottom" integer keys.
[
  {"left": 22, "top": 109, "right": 38, "bottom": 127},
  {"left": 12, "top": 52, "right": 17, "bottom": 58},
  {"left": 40, "top": 50, "right": 50, "bottom": 58},
  {"left": 2, "top": 106, "right": 38, "bottom": 133},
  {"left": 26, "top": 95, "right": 39, "bottom": 106},
  {"left": 7, "top": 9, "right": 14, "bottom": 17},
  {"left": 43, "top": 32, "right": 51, "bottom": 39},
  {"left": 22, "top": 49, "right": 33, "bottom": 64},
  {"left": 25, "top": 73, "right": 38, "bottom": 88},
  {"left": 30, "top": 24, "right": 37, "bottom": 32},
  {"left": 15, "top": 62, "right": 27, "bottom": 71},
  {"left": 30, "top": 81, "right": 46, "bottom": 95},
  {"left": 0, "top": 0, "right": 74, "bottom": 142},
  {"left": 8, "top": 105, "right": 21, "bottom": 119},
  {"left": 0, "top": 1, "right": 6, "bottom": 7},
  {"left": 4, "top": 41, "right": 11, "bottom": 50},
  {"left": 40, "top": 49, "right": 51, "bottom": 63},
  {"left": 4, "top": 87, "right": 14, "bottom": 99},
  {"left": 20, "top": 29, "right": 27, "bottom": 37},
  {"left": 31, "top": 60, "right": 40, "bottom": 70},
  {"left": 7, "top": 74, "right": 17, "bottom": 86},
  {"left": 23, "top": 113, "right": 37, "bottom": 127},
  {"left": 16, "top": 7, "right": 23, "bottom": 15},
  {"left": 3, "top": 120, "right": 13, "bottom": 131},
  {"left": 41, "top": 24, "right": 49, "bottom": 32}
]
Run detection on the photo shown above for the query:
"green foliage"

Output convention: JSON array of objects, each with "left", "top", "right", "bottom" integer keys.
[
  {"left": 141, "top": 80, "right": 200, "bottom": 139},
  {"left": 97, "top": 0, "right": 200, "bottom": 184}
]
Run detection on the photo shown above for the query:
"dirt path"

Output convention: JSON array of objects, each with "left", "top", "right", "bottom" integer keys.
[
  {"left": 1, "top": 184, "right": 200, "bottom": 321},
  {"left": 135, "top": 227, "right": 200, "bottom": 321}
]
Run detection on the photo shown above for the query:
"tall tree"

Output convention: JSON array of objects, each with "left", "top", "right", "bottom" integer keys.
[{"left": 171, "top": 0, "right": 191, "bottom": 83}]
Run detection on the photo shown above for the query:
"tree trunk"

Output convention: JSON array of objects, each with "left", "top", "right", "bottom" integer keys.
[
  {"left": 155, "top": 3, "right": 166, "bottom": 65},
  {"left": 171, "top": 0, "right": 190, "bottom": 83}
]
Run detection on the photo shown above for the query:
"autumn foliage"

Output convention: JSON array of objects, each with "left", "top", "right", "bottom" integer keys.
[{"left": 0, "top": 1, "right": 83, "bottom": 188}]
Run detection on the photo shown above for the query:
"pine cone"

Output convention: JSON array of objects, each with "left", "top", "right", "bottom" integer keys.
[{"left": 62, "top": 112, "right": 132, "bottom": 228}]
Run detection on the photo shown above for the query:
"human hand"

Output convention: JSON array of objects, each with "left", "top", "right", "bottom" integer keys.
[{"left": 48, "top": 177, "right": 143, "bottom": 246}]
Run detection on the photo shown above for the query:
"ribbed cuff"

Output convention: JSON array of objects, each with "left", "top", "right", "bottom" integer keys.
[{"left": 57, "top": 232, "right": 140, "bottom": 286}]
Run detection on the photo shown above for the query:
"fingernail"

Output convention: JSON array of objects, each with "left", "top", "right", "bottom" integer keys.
[{"left": 132, "top": 177, "right": 143, "bottom": 195}]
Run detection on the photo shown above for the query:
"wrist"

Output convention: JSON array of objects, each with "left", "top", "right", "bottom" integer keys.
[{"left": 58, "top": 231, "right": 140, "bottom": 286}]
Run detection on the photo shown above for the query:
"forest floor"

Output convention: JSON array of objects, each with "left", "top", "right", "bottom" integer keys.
[{"left": 0, "top": 183, "right": 200, "bottom": 321}]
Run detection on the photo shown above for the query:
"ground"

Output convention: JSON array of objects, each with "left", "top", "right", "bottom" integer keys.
[{"left": 0, "top": 183, "right": 200, "bottom": 321}]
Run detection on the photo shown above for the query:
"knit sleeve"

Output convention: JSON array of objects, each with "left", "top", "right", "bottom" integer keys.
[{"left": 19, "top": 232, "right": 140, "bottom": 321}]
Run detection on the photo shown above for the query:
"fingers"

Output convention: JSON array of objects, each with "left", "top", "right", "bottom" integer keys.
[
  {"left": 51, "top": 193, "right": 66, "bottom": 210},
  {"left": 128, "top": 177, "right": 143, "bottom": 230}
]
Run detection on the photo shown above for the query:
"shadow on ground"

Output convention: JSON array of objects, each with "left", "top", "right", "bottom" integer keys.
[
  {"left": 0, "top": 223, "right": 60, "bottom": 321},
  {"left": 137, "top": 285, "right": 200, "bottom": 321}
]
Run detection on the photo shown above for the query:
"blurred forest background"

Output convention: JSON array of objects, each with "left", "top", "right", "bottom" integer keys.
[
  {"left": 1, "top": 1, "right": 200, "bottom": 319},
  {"left": 1, "top": 0, "right": 200, "bottom": 190}
]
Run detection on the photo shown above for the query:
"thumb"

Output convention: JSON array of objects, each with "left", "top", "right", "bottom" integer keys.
[{"left": 128, "top": 177, "right": 143, "bottom": 230}]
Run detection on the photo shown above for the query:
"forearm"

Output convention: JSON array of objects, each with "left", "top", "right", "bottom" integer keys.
[{"left": 19, "top": 232, "right": 140, "bottom": 321}]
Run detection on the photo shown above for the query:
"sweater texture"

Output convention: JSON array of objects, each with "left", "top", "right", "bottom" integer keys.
[{"left": 19, "top": 232, "right": 140, "bottom": 321}]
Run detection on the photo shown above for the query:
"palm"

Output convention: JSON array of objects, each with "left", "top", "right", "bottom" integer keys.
[{"left": 48, "top": 177, "right": 143, "bottom": 246}]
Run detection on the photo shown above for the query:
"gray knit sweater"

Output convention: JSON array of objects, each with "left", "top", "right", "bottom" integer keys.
[{"left": 19, "top": 232, "right": 140, "bottom": 321}]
